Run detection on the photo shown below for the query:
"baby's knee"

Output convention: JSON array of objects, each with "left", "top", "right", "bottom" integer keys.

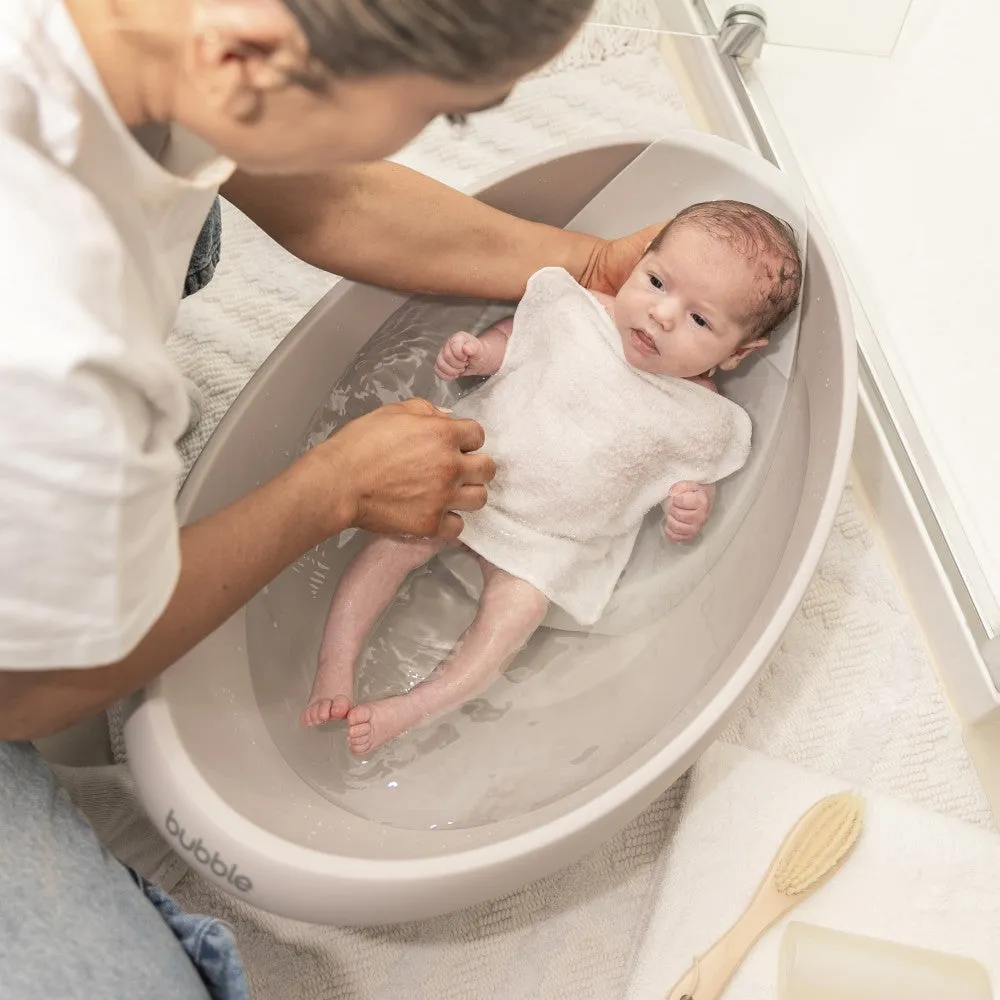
[
  {"left": 522, "top": 588, "right": 550, "bottom": 624},
  {"left": 482, "top": 570, "right": 549, "bottom": 622}
]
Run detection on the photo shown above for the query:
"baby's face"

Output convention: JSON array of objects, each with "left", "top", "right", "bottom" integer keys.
[{"left": 612, "top": 225, "right": 769, "bottom": 379}]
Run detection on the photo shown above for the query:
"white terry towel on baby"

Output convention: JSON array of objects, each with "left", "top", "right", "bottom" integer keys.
[
  {"left": 454, "top": 266, "right": 751, "bottom": 626},
  {"left": 627, "top": 743, "right": 1000, "bottom": 999}
]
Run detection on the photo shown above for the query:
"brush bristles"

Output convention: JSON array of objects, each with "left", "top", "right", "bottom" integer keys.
[{"left": 774, "top": 792, "right": 864, "bottom": 895}]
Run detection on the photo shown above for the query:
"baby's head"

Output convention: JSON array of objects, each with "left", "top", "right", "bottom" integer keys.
[{"left": 613, "top": 199, "right": 802, "bottom": 379}]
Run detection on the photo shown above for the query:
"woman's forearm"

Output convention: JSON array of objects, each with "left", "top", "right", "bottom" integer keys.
[
  {"left": 0, "top": 455, "right": 341, "bottom": 741},
  {"left": 222, "top": 161, "right": 602, "bottom": 300},
  {"left": 0, "top": 398, "right": 493, "bottom": 740}
]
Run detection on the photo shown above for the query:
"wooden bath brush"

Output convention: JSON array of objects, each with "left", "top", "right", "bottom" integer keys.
[{"left": 665, "top": 791, "right": 865, "bottom": 1000}]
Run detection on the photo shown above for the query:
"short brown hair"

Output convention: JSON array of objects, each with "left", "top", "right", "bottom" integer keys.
[
  {"left": 282, "top": 0, "right": 595, "bottom": 83},
  {"left": 649, "top": 200, "right": 802, "bottom": 340}
]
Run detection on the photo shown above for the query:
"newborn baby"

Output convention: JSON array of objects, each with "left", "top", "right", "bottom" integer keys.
[{"left": 302, "top": 199, "right": 801, "bottom": 754}]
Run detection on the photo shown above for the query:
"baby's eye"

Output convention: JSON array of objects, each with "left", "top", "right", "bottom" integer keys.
[
  {"left": 649, "top": 274, "right": 664, "bottom": 290},
  {"left": 691, "top": 313, "right": 709, "bottom": 329}
]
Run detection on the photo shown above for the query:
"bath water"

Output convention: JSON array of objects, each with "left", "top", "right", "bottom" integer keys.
[{"left": 248, "top": 296, "right": 736, "bottom": 831}]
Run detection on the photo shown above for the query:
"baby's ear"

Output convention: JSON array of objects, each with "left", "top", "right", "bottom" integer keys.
[{"left": 718, "top": 336, "right": 769, "bottom": 372}]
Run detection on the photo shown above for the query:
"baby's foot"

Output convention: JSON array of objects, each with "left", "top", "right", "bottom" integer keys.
[
  {"left": 346, "top": 698, "right": 422, "bottom": 755},
  {"left": 300, "top": 694, "right": 352, "bottom": 728}
]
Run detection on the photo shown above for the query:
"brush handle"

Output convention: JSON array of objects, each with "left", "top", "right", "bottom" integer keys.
[
  {"left": 664, "top": 793, "right": 864, "bottom": 1000},
  {"left": 665, "top": 888, "right": 798, "bottom": 1000}
]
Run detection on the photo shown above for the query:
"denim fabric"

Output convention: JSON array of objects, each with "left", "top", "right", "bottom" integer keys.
[
  {"left": 0, "top": 741, "right": 232, "bottom": 1000},
  {"left": 184, "top": 198, "right": 222, "bottom": 298},
  {"left": 130, "top": 871, "right": 252, "bottom": 1000}
]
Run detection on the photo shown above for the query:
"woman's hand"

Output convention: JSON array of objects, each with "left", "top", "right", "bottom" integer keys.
[
  {"left": 310, "top": 398, "right": 495, "bottom": 539},
  {"left": 580, "top": 223, "right": 664, "bottom": 295}
]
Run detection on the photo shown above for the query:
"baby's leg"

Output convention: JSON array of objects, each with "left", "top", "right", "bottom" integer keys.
[
  {"left": 347, "top": 561, "right": 550, "bottom": 754},
  {"left": 301, "top": 535, "right": 447, "bottom": 727}
]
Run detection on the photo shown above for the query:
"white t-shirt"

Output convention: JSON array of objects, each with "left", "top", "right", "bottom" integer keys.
[{"left": 0, "top": 0, "right": 234, "bottom": 668}]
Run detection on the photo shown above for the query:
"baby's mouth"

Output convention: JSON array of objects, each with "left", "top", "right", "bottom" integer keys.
[{"left": 630, "top": 328, "right": 659, "bottom": 355}]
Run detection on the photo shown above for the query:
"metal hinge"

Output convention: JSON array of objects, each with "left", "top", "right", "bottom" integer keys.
[{"left": 716, "top": 4, "right": 768, "bottom": 64}]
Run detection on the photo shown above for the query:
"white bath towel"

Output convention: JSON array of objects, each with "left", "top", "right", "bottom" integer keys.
[
  {"left": 626, "top": 743, "right": 1000, "bottom": 999},
  {"left": 453, "top": 267, "right": 751, "bottom": 625}
]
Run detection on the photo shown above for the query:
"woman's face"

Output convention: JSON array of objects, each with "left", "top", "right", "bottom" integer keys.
[
  {"left": 171, "top": 4, "right": 526, "bottom": 173},
  {"left": 180, "top": 70, "right": 516, "bottom": 174}
]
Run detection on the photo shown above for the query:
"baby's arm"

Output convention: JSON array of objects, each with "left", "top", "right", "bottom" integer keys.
[
  {"left": 662, "top": 374, "right": 720, "bottom": 543},
  {"left": 435, "top": 317, "right": 515, "bottom": 381}
]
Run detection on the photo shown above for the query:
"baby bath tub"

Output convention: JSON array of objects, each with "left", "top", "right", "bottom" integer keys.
[{"left": 124, "top": 132, "right": 855, "bottom": 926}]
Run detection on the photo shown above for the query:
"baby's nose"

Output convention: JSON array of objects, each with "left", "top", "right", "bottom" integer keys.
[{"left": 651, "top": 299, "right": 681, "bottom": 330}]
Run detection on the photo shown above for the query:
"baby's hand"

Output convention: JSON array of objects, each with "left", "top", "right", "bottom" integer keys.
[
  {"left": 664, "top": 482, "right": 715, "bottom": 543},
  {"left": 435, "top": 331, "right": 484, "bottom": 381}
]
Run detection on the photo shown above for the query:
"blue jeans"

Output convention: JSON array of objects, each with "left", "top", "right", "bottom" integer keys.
[
  {"left": 184, "top": 197, "right": 222, "bottom": 298},
  {"left": 0, "top": 742, "right": 250, "bottom": 999},
  {"left": 128, "top": 869, "right": 249, "bottom": 999},
  {"left": 0, "top": 202, "right": 250, "bottom": 1000}
]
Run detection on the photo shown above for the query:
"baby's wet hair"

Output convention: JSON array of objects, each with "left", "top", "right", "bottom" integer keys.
[{"left": 648, "top": 200, "right": 802, "bottom": 340}]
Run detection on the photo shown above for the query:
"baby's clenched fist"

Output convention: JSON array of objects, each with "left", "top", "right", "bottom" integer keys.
[
  {"left": 663, "top": 481, "right": 715, "bottom": 543},
  {"left": 435, "top": 331, "right": 484, "bottom": 381}
]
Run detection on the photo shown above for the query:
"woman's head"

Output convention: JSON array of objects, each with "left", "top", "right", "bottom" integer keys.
[
  {"left": 282, "top": 0, "right": 594, "bottom": 83},
  {"left": 162, "top": 0, "right": 595, "bottom": 172}
]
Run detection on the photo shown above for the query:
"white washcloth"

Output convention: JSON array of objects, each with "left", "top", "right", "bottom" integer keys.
[
  {"left": 453, "top": 267, "right": 751, "bottom": 625},
  {"left": 627, "top": 743, "right": 1000, "bottom": 999}
]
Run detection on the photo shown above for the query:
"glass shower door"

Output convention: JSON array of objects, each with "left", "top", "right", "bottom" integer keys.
[
  {"left": 587, "top": 0, "right": 915, "bottom": 56},
  {"left": 703, "top": 0, "right": 913, "bottom": 55}
]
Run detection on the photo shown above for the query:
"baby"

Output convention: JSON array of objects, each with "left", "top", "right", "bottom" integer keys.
[{"left": 302, "top": 199, "right": 802, "bottom": 754}]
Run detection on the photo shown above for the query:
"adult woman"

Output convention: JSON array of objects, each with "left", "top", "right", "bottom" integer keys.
[{"left": 0, "top": 1, "right": 658, "bottom": 996}]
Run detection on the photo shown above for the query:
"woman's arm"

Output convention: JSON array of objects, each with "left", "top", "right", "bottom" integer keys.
[
  {"left": 0, "top": 400, "right": 493, "bottom": 741},
  {"left": 0, "top": 457, "right": 332, "bottom": 741},
  {"left": 222, "top": 162, "right": 659, "bottom": 299}
]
